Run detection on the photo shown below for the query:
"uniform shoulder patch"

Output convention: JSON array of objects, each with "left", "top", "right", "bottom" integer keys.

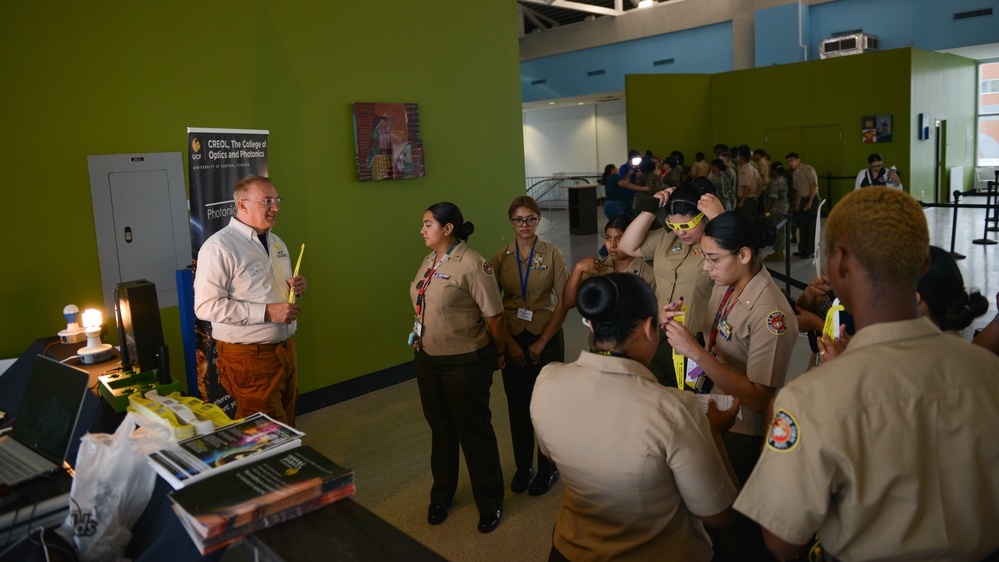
[
  {"left": 767, "top": 409, "right": 800, "bottom": 452},
  {"left": 767, "top": 310, "right": 789, "bottom": 335},
  {"left": 481, "top": 261, "right": 494, "bottom": 276}
]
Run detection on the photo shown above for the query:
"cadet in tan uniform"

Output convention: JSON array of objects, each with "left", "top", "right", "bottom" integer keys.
[
  {"left": 562, "top": 214, "right": 656, "bottom": 310},
  {"left": 664, "top": 212, "right": 797, "bottom": 474},
  {"left": 532, "top": 273, "right": 740, "bottom": 562},
  {"left": 410, "top": 202, "right": 506, "bottom": 534},
  {"left": 735, "top": 188, "right": 999, "bottom": 561},
  {"left": 663, "top": 211, "right": 797, "bottom": 561},
  {"left": 619, "top": 180, "right": 720, "bottom": 386},
  {"left": 490, "top": 196, "right": 568, "bottom": 497}
]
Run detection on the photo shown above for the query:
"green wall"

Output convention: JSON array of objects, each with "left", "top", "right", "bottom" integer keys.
[
  {"left": 625, "top": 74, "right": 714, "bottom": 162},
  {"left": 1, "top": 2, "right": 526, "bottom": 394},
  {"left": 624, "top": 48, "right": 976, "bottom": 206},
  {"left": 910, "top": 50, "right": 977, "bottom": 202}
]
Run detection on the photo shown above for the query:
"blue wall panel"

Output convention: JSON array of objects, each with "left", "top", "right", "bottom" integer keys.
[
  {"left": 756, "top": 3, "right": 810, "bottom": 67},
  {"left": 521, "top": 21, "right": 733, "bottom": 102},
  {"left": 809, "top": 0, "right": 999, "bottom": 54}
]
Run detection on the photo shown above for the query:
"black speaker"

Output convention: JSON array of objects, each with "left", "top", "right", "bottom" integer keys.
[{"left": 116, "top": 279, "right": 165, "bottom": 373}]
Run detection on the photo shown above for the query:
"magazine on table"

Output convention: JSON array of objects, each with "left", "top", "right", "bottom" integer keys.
[
  {"left": 148, "top": 413, "right": 303, "bottom": 490},
  {"left": 168, "top": 445, "right": 355, "bottom": 554}
]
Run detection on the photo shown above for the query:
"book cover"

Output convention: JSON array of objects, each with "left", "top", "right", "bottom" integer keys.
[
  {"left": 147, "top": 413, "right": 304, "bottom": 490},
  {"left": 172, "top": 485, "right": 355, "bottom": 554},
  {"left": 170, "top": 445, "right": 354, "bottom": 541}
]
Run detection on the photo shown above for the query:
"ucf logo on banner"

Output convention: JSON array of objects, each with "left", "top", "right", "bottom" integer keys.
[{"left": 187, "top": 127, "right": 269, "bottom": 416}]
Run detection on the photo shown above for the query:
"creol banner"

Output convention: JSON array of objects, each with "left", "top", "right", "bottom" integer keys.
[{"left": 187, "top": 127, "right": 269, "bottom": 416}]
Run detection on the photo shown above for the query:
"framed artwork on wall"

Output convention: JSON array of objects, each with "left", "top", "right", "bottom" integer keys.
[
  {"left": 353, "top": 102, "right": 425, "bottom": 181},
  {"left": 862, "top": 114, "right": 892, "bottom": 143}
]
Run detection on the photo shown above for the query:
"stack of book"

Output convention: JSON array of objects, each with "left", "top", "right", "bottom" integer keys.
[{"left": 147, "top": 414, "right": 355, "bottom": 554}]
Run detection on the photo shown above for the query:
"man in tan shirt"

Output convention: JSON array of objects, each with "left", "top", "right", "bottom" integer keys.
[
  {"left": 734, "top": 187, "right": 999, "bottom": 560},
  {"left": 787, "top": 152, "right": 818, "bottom": 258}
]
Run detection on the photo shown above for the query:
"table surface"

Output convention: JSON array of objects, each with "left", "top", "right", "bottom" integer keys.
[{"left": 246, "top": 498, "right": 445, "bottom": 561}]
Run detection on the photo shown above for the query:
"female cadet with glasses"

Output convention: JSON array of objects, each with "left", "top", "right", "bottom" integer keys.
[
  {"left": 490, "top": 196, "right": 568, "bottom": 497},
  {"left": 531, "top": 273, "right": 739, "bottom": 562},
  {"left": 662, "top": 212, "right": 797, "bottom": 480},
  {"left": 618, "top": 179, "right": 723, "bottom": 387},
  {"left": 661, "top": 211, "right": 798, "bottom": 559},
  {"left": 410, "top": 202, "right": 506, "bottom": 534}
]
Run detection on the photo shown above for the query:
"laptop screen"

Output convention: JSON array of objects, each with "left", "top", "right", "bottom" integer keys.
[{"left": 11, "top": 355, "right": 90, "bottom": 465}]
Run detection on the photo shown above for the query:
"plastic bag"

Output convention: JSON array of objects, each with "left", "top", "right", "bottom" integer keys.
[{"left": 57, "top": 412, "right": 175, "bottom": 562}]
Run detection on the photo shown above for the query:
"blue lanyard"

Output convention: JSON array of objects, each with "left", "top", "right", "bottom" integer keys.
[{"left": 515, "top": 240, "right": 536, "bottom": 305}]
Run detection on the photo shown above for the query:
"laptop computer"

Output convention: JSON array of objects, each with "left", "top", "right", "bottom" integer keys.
[{"left": 0, "top": 355, "right": 89, "bottom": 486}]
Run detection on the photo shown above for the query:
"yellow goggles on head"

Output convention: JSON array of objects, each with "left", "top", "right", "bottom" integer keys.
[{"left": 664, "top": 212, "right": 705, "bottom": 231}]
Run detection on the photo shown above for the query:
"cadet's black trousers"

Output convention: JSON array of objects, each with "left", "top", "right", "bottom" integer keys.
[
  {"left": 415, "top": 346, "right": 504, "bottom": 514},
  {"left": 500, "top": 328, "right": 564, "bottom": 477}
]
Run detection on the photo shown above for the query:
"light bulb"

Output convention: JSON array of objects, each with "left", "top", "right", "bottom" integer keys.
[
  {"left": 82, "top": 308, "right": 103, "bottom": 330},
  {"left": 79, "top": 307, "right": 112, "bottom": 363}
]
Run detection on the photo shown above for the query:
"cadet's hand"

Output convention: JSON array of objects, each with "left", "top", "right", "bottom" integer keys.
[
  {"left": 816, "top": 328, "right": 849, "bottom": 364},
  {"left": 706, "top": 398, "right": 740, "bottom": 434},
  {"left": 659, "top": 300, "right": 684, "bottom": 328},
  {"left": 804, "top": 276, "right": 831, "bottom": 301},
  {"left": 795, "top": 309, "right": 823, "bottom": 333},
  {"left": 697, "top": 194, "right": 725, "bottom": 220},
  {"left": 508, "top": 341, "right": 528, "bottom": 368},
  {"left": 573, "top": 257, "right": 604, "bottom": 276},
  {"left": 527, "top": 340, "right": 545, "bottom": 365},
  {"left": 495, "top": 352, "right": 506, "bottom": 370},
  {"left": 288, "top": 275, "right": 308, "bottom": 298},
  {"left": 265, "top": 303, "right": 301, "bottom": 324},
  {"left": 664, "top": 320, "right": 699, "bottom": 359}
]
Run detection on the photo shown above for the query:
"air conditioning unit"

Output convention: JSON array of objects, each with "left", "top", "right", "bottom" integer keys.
[{"left": 819, "top": 33, "right": 879, "bottom": 59}]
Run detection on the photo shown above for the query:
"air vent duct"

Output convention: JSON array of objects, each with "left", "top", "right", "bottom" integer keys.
[{"left": 819, "top": 33, "right": 879, "bottom": 59}]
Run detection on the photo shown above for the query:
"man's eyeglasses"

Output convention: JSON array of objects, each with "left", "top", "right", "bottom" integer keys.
[
  {"left": 511, "top": 216, "right": 539, "bottom": 226},
  {"left": 703, "top": 249, "right": 738, "bottom": 268},
  {"left": 664, "top": 212, "right": 705, "bottom": 231},
  {"left": 243, "top": 197, "right": 282, "bottom": 207}
]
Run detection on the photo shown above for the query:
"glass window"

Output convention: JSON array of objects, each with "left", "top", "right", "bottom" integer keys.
[{"left": 978, "top": 62, "right": 999, "bottom": 166}]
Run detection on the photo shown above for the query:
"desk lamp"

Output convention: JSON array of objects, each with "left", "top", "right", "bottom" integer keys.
[
  {"left": 58, "top": 304, "right": 86, "bottom": 344},
  {"left": 78, "top": 308, "right": 113, "bottom": 364}
]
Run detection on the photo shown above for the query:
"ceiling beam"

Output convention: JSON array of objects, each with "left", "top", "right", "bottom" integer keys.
[{"left": 520, "top": 0, "right": 625, "bottom": 18}]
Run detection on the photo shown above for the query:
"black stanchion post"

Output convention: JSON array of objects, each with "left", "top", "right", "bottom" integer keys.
[
  {"left": 973, "top": 175, "right": 999, "bottom": 246},
  {"left": 949, "top": 190, "right": 966, "bottom": 260},
  {"left": 988, "top": 170, "right": 999, "bottom": 233}
]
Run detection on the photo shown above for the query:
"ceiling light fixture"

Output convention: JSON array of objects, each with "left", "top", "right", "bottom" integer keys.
[{"left": 638, "top": 0, "right": 655, "bottom": 8}]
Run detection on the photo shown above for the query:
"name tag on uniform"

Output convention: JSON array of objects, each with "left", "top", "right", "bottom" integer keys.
[
  {"left": 413, "top": 320, "right": 423, "bottom": 337},
  {"left": 517, "top": 308, "right": 534, "bottom": 322}
]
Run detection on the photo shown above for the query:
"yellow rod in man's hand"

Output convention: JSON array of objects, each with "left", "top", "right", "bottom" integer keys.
[{"left": 289, "top": 243, "right": 305, "bottom": 303}]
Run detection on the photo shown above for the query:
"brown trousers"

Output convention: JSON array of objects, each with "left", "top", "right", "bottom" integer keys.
[{"left": 216, "top": 337, "right": 298, "bottom": 426}]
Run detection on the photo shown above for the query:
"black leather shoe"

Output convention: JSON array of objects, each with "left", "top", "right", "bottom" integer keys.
[
  {"left": 510, "top": 467, "right": 535, "bottom": 493},
  {"left": 427, "top": 503, "right": 450, "bottom": 525},
  {"left": 477, "top": 509, "right": 501, "bottom": 533},
  {"left": 528, "top": 470, "right": 560, "bottom": 496}
]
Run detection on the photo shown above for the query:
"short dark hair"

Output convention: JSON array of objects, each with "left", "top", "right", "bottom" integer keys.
[
  {"left": 867, "top": 153, "right": 883, "bottom": 164},
  {"left": 704, "top": 211, "right": 776, "bottom": 259},
  {"left": 917, "top": 246, "right": 989, "bottom": 331},
  {"left": 427, "top": 202, "right": 475, "bottom": 241},
  {"left": 604, "top": 213, "right": 634, "bottom": 233},
  {"left": 710, "top": 158, "right": 726, "bottom": 170},
  {"left": 695, "top": 151, "right": 705, "bottom": 161},
  {"left": 578, "top": 273, "right": 657, "bottom": 347},
  {"left": 786, "top": 152, "right": 800, "bottom": 160}
]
